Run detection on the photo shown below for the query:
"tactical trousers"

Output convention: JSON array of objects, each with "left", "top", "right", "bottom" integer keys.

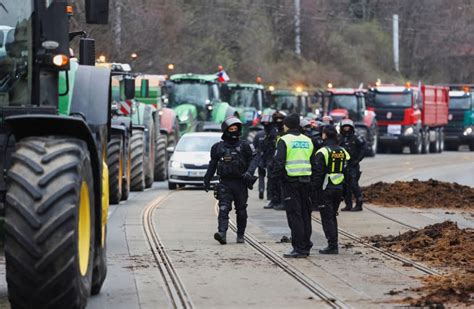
[
  {"left": 320, "top": 188, "right": 343, "bottom": 248},
  {"left": 217, "top": 179, "right": 248, "bottom": 236},
  {"left": 267, "top": 161, "right": 282, "bottom": 203},
  {"left": 344, "top": 164, "right": 362, "bottom": 206},
  {"left": 283, "top": 182, "right": 313, "bottom": 254},
  {"left": 258, "top": 166, "right": 266, "bottom": 195}
]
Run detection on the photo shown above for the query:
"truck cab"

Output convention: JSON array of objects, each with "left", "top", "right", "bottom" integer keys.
[
  {"left": 323, "top": 88, "right": 378, "bottom": 156},
  {"left": 445, "top": 89, "right": 474, "bottom": 151},
  {"left": 367, "top": 84, "right": 448, "bottom": 154}
]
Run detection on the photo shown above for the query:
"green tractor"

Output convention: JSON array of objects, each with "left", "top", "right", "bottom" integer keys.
[
  {"left": 220, "top": 82, "right": 268, "bottom": 142},
  {"left": 162, "top": 73, "right": 239, "bottom": 134},
  {"left": 266, "top": 88, "right": 315, "bottom": 117},
  {"left": 0, "top": 1, "right": 110, "bottom": 308}
]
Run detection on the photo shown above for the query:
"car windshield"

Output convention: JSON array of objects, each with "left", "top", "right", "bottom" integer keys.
[
  {"left": 0, "top": 1, "right": 33, "bottom": 106},
  {"left": 273, "top": 95, "right": 298, "bottom": 113},
  {"left": 229, "top": 88, "right": 259, "bottom": 108},
  {"left": 329, "top": 95, "right": 358, "bottom": 119},
  {"left": 373, "top": 92, "right": 412, "bottom": 108},
  {"left": 449, "top": 96, "right": 471, "bottom": 110},
  {"left": 169, "top": 82, "right": 211, "bottom": 107},
  {"left": 175, "top": 135, "right": 221, "bottom": 152}
]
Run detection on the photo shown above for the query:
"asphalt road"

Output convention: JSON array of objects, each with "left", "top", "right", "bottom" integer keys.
[{"left": 0, "top": 150, "right": 472, "bottom": 308}]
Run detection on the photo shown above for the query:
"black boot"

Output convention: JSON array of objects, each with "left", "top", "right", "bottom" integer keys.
[
  {"left": 283, "top": 250, "right": 308, "bottom": 258},
  {"left": 319, "top": 246, "right": 338, "bottom": 254},
  {"left": 273, "top": 203, "right": 286, "bottom": 211},
  {"left": 236, "top": 235, "right": 245, "bottom": 243},
  {"left": 341, "top": 199, "right": 352, "bottom": 211},
  {"left": 351, "top": 199, "right": 363, "bottom": 211},
  {"left": 259, "top": 191, "right": 264, "bottom": 199},
  {"left": 214, "top": 232, "right": 226, "bottom": 245}
]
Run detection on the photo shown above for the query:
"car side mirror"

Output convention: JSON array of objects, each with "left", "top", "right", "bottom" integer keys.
[{"left": 166, "top": 146, "right": 175, "bottom": 153}]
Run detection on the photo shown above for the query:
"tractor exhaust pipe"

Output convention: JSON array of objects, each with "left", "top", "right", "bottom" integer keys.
[{"left": 79, "top": 38, "right": 96, "bottom": 66}]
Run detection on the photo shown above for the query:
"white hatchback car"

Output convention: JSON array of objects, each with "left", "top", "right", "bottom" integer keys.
[{"left": 167, "top": 132, "right": 221, "bottom": 189}]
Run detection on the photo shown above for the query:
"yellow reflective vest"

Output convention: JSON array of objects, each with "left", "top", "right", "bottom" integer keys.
[
  {"left": 316, "top": 146, "right": 351, "bottom": 187},
  {"left": 281, "top": 134, "right": 314, "bottom": 177}
]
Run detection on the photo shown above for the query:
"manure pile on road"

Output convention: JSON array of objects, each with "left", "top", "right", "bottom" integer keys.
[
  {"left": 362, "top": 179, "right": 474, "bottom": 209},
  {"left": 368, "top": 221, "right": 474, "bottom": 306}
]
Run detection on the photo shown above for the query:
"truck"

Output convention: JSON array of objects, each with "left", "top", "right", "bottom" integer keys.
[
  {"left": 321, "top": 87, "right": 378, "bottom": 156},
  {"left": 445, "top": 88, "right": 474, "bottom": 151},
  {"left": 219, "top": 82, "right": 266, "bottom": 142},
  {"left": 0, "top": 1, "right": 110, "bottom": 307},
  {"left": 266, "top": 88, "right": 314, "bottom": 117},
  {"left": 366, "top": 83, "right": 449, "bottom": 154},
  {"left": 162, "top": 73, "right": 239, "bottom": 134}
]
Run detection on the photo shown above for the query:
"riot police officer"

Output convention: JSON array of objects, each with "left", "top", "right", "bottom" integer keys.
[
  {"left": 203, "top": 117, "right": 257, "bottom": 244},
  {"left": 313, "top": 125, "right": 350, "bottom": 254},
  {"left": 301, "top": 118, "right": 325, "bottom": 151},
  {"left": 272, "top": 113, "right": 315, "bottom": 258},
  {"left": 339, "top": 119, "right": 367, "bottom": 212},
  {"left": 265, "top": 110, "right": 287, "bottom": 210},
  {"left": 253, "top": 113, "right": 275, "bottom": 200}
]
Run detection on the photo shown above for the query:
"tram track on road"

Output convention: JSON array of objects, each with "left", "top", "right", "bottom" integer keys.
[
  {"left": 143, "top": 191, "right": 195, "bottom": 309},
  {"left": 364, "top": 205, "right": 420, "bottom": 230},
  {"left": 310, "top": 215, "right": 441, "bottom": 276},
  {"left": 214, "top": 204, "right": 349, "bottom": 309}
]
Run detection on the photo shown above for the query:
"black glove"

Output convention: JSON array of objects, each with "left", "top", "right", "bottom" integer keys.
[
  {"left": 203, "top": 179, "right": 210, "bottom": 192},
  {"left": 243, "top": 172, "right": 258, "bottom": 190}
]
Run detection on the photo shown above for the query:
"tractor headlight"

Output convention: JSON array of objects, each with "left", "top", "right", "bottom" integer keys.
[
  {"left": 170, "top": 160, "right": 183, "bottom": 169},
  {"left": 404, "top": 127, "right": 414, "bottom": 136},
  {"left": 464, "top": 127, "right": 473, "bottom": 136}
]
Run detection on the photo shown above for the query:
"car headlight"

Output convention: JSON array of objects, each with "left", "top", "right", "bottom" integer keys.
[
  {"left": 404, "top": 127, "right": 414, "bottom": 136},
  {"left": 464, "top": 127, "right": 473, "bottom": 136},
  {"left": 170, "top": 160, "right": 183, "bottom": 168}
]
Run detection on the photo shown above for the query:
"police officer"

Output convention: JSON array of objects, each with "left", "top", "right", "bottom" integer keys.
[
  {"left": 339, "top": 119, "right": 367, "bottom": 212},
  {"left": 301, "top": 118, "right": 325, "bottom": 151},
  {"left": 203, "top": 117, "right": 257, "bottom": 244},
  {"left": 265, "top": 110, "right": 287, "bottom": 210},
  {"left": 253, "top": 113, "right": 275, "bottom": 200},
  {"left": 272, "top": 113, "right": 315, "bottom": 258},
  {"left": 313, "top": 125, "right": 350, "bottom": 254}
]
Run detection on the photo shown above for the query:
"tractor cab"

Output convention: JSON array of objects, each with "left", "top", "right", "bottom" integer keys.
[
  {"left": 266, "top": 88, "right": 313, "bottom": 117},
  {"left": 163, "top": 73, "right": 236, "bottom": 133},
  {"left": 323, "top": 88, "right": 367, "bottom": 123}
]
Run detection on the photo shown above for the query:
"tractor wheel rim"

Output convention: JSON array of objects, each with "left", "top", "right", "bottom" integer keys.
[{"left": 78, "top": 181, "right": 91, "bottom": 276}]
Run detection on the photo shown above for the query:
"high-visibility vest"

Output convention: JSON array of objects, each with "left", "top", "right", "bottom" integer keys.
[
  {"left": 281, "top": 134, "right": 314, "bottom": 177},
  {"left": 316, "top": 146, "right": 351, "bottom": 187}
]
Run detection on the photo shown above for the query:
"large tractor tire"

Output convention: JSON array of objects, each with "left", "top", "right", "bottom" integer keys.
[
  {"left": 121, "top": 140, "right": 132, "bottom": 201},
  {"left": 107, "top": 135, "right": 123, "bottom": 204},
  {"left": 130, "top": 130, "right": 145, "bottom": 191},
  {"left": 144, "top": 118, "right": 156, "bottom": 188},
  {"left": 91, "top": 225, "right": 107, "bottom": 295},
  {"left": 154, "top": 135, "right": 167, "bottom": 181},
  {"left": 5, "top": 137, "right": 95, "bottom": 309}
]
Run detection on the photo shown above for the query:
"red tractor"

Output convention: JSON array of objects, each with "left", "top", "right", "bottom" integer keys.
[{"left": 321, "top": 87, "right": 378, "bottom": 156}]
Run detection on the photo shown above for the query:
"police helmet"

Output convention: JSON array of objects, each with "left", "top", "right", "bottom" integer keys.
[
  {"left": 340, "top": 118, "right": 355, "bottom": 130},
  {"left": 221, "top": 116, "right": 243, "bottom": 132},
  {"left": 300, "top": 118, "right": 311, "bottom": 128},
  {"left": 272, "top": 110, "right": 287, "bottom": 122},
  {"left": 261, "top": 113, "right": 273, "bottom": 124},
  {"left": 322, "top": 115, "right": 334, "bottom": 125}
]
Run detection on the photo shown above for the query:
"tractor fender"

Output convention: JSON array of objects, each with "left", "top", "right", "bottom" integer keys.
[
  {"left": 112, "top": 116, "right": 132, "bottom": 135},
  {"left": 5, "top": 115, "right": 104, "bottom": 247},
  {"left": 132, "top": 124, "right": 146, "bottom": 131},
  {"left": 159, "top": 108, "right": 178, "bottom": 135}
]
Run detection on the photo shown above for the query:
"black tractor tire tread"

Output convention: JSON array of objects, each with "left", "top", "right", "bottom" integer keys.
[
  {"left": 107, "top": 136, "right": 123, "bottom": 204},
  {"left": 130, "top": 130, "right": 145, "bottom": 191},
  {"left": 154, "top": 136, "right": 167, "bottom": 181},
  {"left": 5, "top": 137, "right": 95, "bottom": 309}
]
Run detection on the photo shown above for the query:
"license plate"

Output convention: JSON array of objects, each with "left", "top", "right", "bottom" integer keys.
[
  {"left": 387, "top": 124, "right": 401, "bottom": 135},
  {"left": 187, "top": 170, "right": 205, "bottom": 177}
]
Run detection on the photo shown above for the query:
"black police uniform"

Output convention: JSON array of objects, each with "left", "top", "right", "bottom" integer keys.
[
  {"left": 340, "top": 131, "right": 367, "bottom": 211},
  {"left": 312, "top": 139, "right": 350, "bottom": 254},
  {"left": 265, "top": 123, "right": 285, "bottom": 209},
  {"left": 204, "top": 134, "right": 257, "bottom": 243},
  {"left": 272, "top": 127, "right": 316, "bottom": 257},
  {"left": 253, "top": 126, "right": 277, "bottom": 200}
]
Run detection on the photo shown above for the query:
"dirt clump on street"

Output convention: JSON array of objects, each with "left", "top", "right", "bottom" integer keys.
[
  {"left": 362, "top": 179, "right": 474, "bottom": 209},
  {"left": 368, "top": 221, "right": 474, "bottom": 306}
]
